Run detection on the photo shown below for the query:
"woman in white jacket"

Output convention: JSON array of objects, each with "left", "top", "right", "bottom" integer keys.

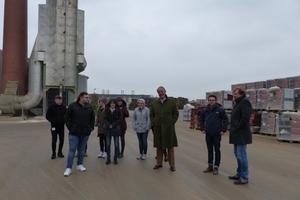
[{"left": 132, "top": 99, "right": 152, "bottom": 160}]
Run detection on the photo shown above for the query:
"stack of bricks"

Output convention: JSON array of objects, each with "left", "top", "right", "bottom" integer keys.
[
  {"left": 288, "top": 76, "right": 300, "bottom": 89},
  {"left": 231, "top": 83, "right": 247, "bottom": 92},
  {"left": 266, "top": 79, "right": 277, "bottom": 89},
  {"left": 196, "top": 99, "right": 207, "bottom": 107},
  {"left": 260, "top": 111, "right": 276, "bottom": 135},
  {"left": 246, "top": 89, "right": 257, "bottom": 109},
  {"left": 250, "top": 111, "right": 261, "bottom": 133},
  {"left": 276, "top": 78, "right": 289, "bottom": 88},
  {"left": 276, "top": 112, "right": 300, "bottom": 142},
  {"left": 267, "top": 87, "right": 294, "bottom": 110},
  {"left": 294, "top": 88, "right": 300, "bottom": 110},
  {"left": 256, "top": 88, "right": 268, "bottom": 109},
  {"left": 254, "top": 81, "right": 266, "bottom": 89}
]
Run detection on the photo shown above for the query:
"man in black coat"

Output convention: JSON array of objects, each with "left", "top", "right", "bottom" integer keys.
[
  {"left": 63, "top": 92, "right": 95, "bottom": 177},
  {"left": 46, "top": 95, "right": 67, "bottom": 159},
  {"left": 229, "top": 88, "right": 252, "bottom": 185},
  {"left": 199, "top": 94, "right": 228, "bottom": 175}
]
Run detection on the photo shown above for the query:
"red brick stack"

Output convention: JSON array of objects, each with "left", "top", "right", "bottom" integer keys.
[
  {"left": 260, "top": 111, "right": 276, "bottom": 135},
  {"left": 267, "top": 87, "right": 294, "bottom": 110},
  {"left": 205, "top": 90, "right": 233, "bottom": 109},
  {"left": 256, "top": 88, "right": 268, "bottom": 109},
  {"left": 246, "top": 89, "right": 257, "bottom": 109},
  {"left": 277, "top": 112, "right": 300, "bottom": 141}
]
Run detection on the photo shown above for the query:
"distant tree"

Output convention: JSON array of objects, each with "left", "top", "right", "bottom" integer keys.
[{"left": 90, "top": 93, "right": 98, "bottom": 115}]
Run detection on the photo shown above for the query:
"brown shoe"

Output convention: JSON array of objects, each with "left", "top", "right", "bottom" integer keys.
[
  {"left": 203, "top": 165, "right": 213, "bottom": 173},
  {"left": 228, "top": 175, "right": 240, "bottom": 180},
  {"left": 153, "top": 165, "right": 163, "bottom": 169},
  {"left": 170, "top": 166, "right": 176, "bottom": 172},
  {"left": 234, "top": 179, "right": 248, "bottom": 185},
  {"left": 213, "top": 168, "right": 218, "bottom": 175}
]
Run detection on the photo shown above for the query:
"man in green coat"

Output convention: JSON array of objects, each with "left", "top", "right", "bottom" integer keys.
[{"left": 150, "top": 86, "right": 179, "bottom": 172}]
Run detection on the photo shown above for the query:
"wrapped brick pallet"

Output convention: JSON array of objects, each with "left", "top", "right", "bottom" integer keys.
[
  {"left": 205, "top": 90, "right": 233, "bottom": 109},
  {"left": 256, "top": 88, "right": 268, "bottom": 110},
  {"left": 267, "top": 87, "right": 294, "bottom": 111},
  {"left": 276, "top": 112, "right": 300, "bottom": 142},
  {"left": 259, "top": 111, "right": 276, "bottom": 135}
]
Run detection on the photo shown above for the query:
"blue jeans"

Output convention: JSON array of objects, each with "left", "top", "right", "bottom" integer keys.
[
  {"left": 205, "top": 134, "right": 221, "bottom": 168},
  {"left": 234, "top": 144, "right": 249, "bottom": 181},
  {"left": 66, "top": 135, "right": 89, "bottom": 169},
  {"left": 106, "top": 135, "right": 119, "bottom": 160},
  {"left": 136, "top": 131, "right": 148, "bottom": 155}
]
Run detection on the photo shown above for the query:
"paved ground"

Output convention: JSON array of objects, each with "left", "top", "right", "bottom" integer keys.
[{"left": 0, "top": 111, "right": 300, "bottom": 200}]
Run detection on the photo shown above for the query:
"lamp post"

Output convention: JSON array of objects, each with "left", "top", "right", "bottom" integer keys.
[{"left": 94, "top": 88, "right": 96, "bottom": 94}]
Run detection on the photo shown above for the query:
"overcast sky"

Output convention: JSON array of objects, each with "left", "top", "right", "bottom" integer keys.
[{"left": 0, "top": 0, "right": 300, "bottom": 100}]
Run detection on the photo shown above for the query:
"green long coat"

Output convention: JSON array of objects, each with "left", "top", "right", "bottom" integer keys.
[{"left": 150, "top": 96, "right": 179, "bottom": 149}]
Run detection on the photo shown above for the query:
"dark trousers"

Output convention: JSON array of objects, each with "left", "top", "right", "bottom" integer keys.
[
  {"left": 99, "top": 134, "right": 106, "bottom": 152},
  {"left": 51, "top": 127, "right": 64, "bottom": 153},
  {"left": 119, "top": 134, "right": 125, "bottom": 154},
  {"left": 205, "top": 134, "right": 221, "bottom": 168}
]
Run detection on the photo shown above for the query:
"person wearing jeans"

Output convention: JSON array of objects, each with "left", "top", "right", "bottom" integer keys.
[
  {"left": 229, "top": 87, "right": 252, "bottom": 185},
  {"left": 63, "top": 92, "right": 95, "bottom": 177},
  {"left": 199, "top": 94, "right": 228, "bottom": 175},
  {"left": 132, "top": 99, "right": 151, "bottom": 160},
  {"left": 104, "top": 99, "right": 122, "bottom": 165}
]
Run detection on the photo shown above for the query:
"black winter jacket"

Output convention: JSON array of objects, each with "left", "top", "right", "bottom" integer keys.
[
  {"left": 229, "top": 96, "right": 252, "bottom": 145},
  {"left": 104, "top": 109, "right": 122, "bottom": 137},
  {"left": 46, "top": 103, "right": 67, "bottom": 128},
  {"left": 65, "top": 101, "right": 95, "bottom": 137},
  {"left": 199, "top": 103, "right": 228, "bottom": 135}
]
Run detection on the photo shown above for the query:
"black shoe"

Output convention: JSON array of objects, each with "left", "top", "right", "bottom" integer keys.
[
  {"left": 106, "top": 160, "right": 111, "bottom": 165},
  {"left": 118, "top": 153, "right": 123, "bottom": 158},
  {"left": 114, "top": 160, "right": 118, "bottom": 165},
  {"left": 57, "top": 152, "right": 64, "bottom": 158},
  {"left": 164, "top": 155, "right": 168, "bottom": 162},
  {"left": 228, "top": 175, "right": 240, "bottom": 180},
  {"left": 51, "top": 153, "right": 56, "bottom": 159},
  {"left": 234, "top": 179, "right": 248, "bottom": 185}
]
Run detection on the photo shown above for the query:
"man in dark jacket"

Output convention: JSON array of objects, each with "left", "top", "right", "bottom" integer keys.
[
  {"left": 150, "top": 86, "right": 179, "bottom": 172},
  {"left": 199, "top": 95, "right": 228, "bottom": 175},
  {"left": 229, "top": 87, "right": 252, "bottom": 185},
  {"left": 63, "top": 92, "right": 95, "bottom": 177},
  {"left": 46, "top": 95, "right": 67, "bottom": 159}
]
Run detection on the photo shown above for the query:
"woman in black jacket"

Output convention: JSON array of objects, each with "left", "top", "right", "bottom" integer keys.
[{"left": 104, "top": 99, "right": 122, "bottom": 165}]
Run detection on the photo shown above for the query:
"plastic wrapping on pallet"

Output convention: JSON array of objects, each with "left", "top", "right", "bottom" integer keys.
[
  {"left": 266, "top": 79, "right": 277, "bottom": 89},
  {"left": 294, "top": 88, "right": 300, "bottom": 110},
  {"left": 259, "top": 111, "right": 276, "bottom": 135},
  {"left": 254, "top": 81, "right": 266, "bottom": 89},
  {"left": 231, "top": 83, "right": 247, "bottom": 92},
  {"left": 276, "top": 112, "right": 300, "bottom": 142},
  {"left": 246, "top": 89, "right": 257, "bottom": 109},
  {"left": 288, "top": 76, "right": 300, "bottom": 89},
  {"left": 276, "top": 78, "right": 289, "bottom": 88},
  {"left": 267, "top": 87, "right": 294, "bottom": 110},
  {"left": 256, "top": 88, "right": 268, "bottom": 109},
  {"left": 183, "top": 104, "right": 194, "bottom": 121}
]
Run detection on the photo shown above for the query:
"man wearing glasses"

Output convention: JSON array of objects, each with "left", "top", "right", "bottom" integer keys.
[
  {"left": 63, "top": 92, "right": 95, "bottom": 176},
  {"left": 199, "top": 95, "right": 228, "bottom": 175}
]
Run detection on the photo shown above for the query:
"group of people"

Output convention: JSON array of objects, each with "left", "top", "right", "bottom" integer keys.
[
  {"left": 199, "top": 87, "right": 252, "bottom": 185},
  {"left": 46, "top": 87, "right": 252, "bottom": 185}
]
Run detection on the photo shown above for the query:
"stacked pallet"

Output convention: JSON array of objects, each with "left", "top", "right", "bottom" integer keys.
[
  {"left": 276, "top": 112, "right": 300, "bottom": 142},
  {"left": 205, "top": 90, "right": 233, "bottom": 109},
  {"left": 276, "top": 78, "right": 289, "bottom": 88},
  {"left": 255, "top": 81, "right": 266, "bottom": 89},
  {"left": 256, "top": 88, "right": 268, "bottom": 109},
  {"left": 246, "top": 89, "right": 257, "bottom": 109},
  {"left": 259, "top": 111, "right": 276, "bottom": 135},
  {"left": 183, "top": 104, "right": 194, "bottom": 121},
  {"left": 250, "top": 112, "right": 262, "bottom": 133},
  {"left": 267, "top": 87, "right": 294, "bottom": 110},
  {"left": 266, "top": 79, "right": 277, "bottom": 89},
  {"left": 294, "top": 88, "right": 300, "bottom": 110},
  {"left": 288, "top": 76, "right": 300, "bottom": 88},
  {"left": 195, "top": 99, "right": 207, "bottom": 106}
]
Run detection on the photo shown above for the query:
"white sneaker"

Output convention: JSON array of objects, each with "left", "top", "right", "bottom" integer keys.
[
  {"left": 141, "top": 154, "right": 146, "bottom": 160},
  {"left": 76, "top": 165, "right": 86, "bottom": 172},
  {"left": 98, "top": 151, "right": 103, "bottom": 158},
  {"left": 137, "top": 154, "right": 143, "bottom": 160},
  {"left": 102, "top": 152, "right": 107, "bottom": 158},
  {"left": 64, "top": 168, "right": 72, "bottom": 176}
]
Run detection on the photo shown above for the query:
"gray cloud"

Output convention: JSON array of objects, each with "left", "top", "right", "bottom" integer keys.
[{"left": 1, "top": 0, "right": 299, "bottom": 100}]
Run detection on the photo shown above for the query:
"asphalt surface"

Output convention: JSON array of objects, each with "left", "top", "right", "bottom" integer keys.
[{"left": 0, "top": 111, "right": 299, "bottom": 200}]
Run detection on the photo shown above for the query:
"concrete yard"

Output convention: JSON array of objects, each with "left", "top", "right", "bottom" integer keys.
[{"left": 0, "top": 111, "right": 299, "bottom": 200}]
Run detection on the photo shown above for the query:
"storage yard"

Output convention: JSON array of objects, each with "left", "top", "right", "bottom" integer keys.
[
  {"left": 0, "top": 111, "right": 299, "bottom": 199},
  {"left": 188, "top": 75, "right": 300, "bottom": 143}
]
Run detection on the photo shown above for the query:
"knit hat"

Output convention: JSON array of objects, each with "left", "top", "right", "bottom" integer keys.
[{"left": 99, "top": 98, "right": 107, "bottom": 104}]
